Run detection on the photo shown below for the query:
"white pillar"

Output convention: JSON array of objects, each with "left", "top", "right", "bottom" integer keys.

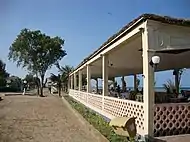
[
  {"left": 102, "top": 54, "right": 108, "bottom": 110},
  {"left": 71, "top": 75, "right": 73, "bottom": 89},
  {"left": 74, "top": 73, "right": 77, "bottom": 90},
  {"left": 142, "top": 24, "right": 155, "bottom": 137},
  {"left": 79, "top": 70, "right": 82, "bottom": 91},
  {"left": 87, "top": 65, "right": 91, "bottom": 93},
  {"left": 68, "top": 76, "right": 70, "bottom": 90}
]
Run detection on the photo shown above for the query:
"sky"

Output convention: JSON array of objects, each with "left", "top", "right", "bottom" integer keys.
[{"left": 0, "top": 0, "right": 190, "bottom": 87}]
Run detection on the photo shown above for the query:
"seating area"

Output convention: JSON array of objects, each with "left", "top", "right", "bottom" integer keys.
[{"left": 85, "top": 85, "right": 190, "bottom": 104}]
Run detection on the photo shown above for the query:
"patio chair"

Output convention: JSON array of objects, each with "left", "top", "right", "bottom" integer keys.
[{"left": 181, "top": 90, "right": 190, "bottom": 102}]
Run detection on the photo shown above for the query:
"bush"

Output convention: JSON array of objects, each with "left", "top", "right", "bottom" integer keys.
[
  {"left": 0, "top": 86, "right": 21, "bottom": 92},
  {"left": 64, "top": 96, "right": 128, "bottom": 142}
]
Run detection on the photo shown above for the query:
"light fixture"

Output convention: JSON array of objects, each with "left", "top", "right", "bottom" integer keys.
[
  {"left": 108, "top": 60, "right": 113, "bottom": 67},
  {"left": 149, "top": 56, "right": 160, "bottom": 69}
]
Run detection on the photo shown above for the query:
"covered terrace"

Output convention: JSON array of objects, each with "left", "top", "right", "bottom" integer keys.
[{"left": 69, "top": 14, "right": 190, "bottom": 138}]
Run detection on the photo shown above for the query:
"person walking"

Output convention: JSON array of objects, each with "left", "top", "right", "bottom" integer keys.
[{"left": 22, "top": 80, "right": 27, "bottom": 95}]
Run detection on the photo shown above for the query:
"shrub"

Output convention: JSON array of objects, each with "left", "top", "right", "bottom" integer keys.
[{"left": 64, "top": 96, "right": 128, "bottom": 142}]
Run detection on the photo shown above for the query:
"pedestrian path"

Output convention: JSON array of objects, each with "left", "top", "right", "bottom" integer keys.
[{"left": 0, "top": 94, "right": 108, "bottom": 142}]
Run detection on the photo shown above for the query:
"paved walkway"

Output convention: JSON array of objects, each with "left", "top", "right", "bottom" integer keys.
[{"left": 0, "top": 94, "right": 108, "bottom": 142}]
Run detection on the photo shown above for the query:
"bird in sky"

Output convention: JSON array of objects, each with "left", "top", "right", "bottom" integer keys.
[{"left": 107, "top": 12, "right": 112, "bottom": 15}]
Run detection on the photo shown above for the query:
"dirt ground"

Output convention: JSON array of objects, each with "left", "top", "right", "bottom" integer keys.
[{"left": 0, "top": 93, "right": 108, "bottom": 142}]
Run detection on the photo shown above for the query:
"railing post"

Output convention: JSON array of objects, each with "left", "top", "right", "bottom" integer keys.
[
  {"left": 78, "top": 70, "right": 82, "bottom": 91},
  {"left": 87, "top": 65, "right": 91, "bottom": 103},
  {"left": 74, "top": 73, "right": 77, "bottom": 90},
  {"left": 102, "top": 54, "right": 108, "bottom": 110}
]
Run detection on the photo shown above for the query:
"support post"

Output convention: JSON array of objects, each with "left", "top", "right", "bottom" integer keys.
[
  {"left": 87, "top": 65, "right": 91, "bottom": 93},
  {"left": 74, "top": 73, "right": 77, "bottom": 90},
  {"left": 134, "top": 74, "right": 137, "bottom": 92},
  {"left": 95, "top": 78, "right": 98, "bottom": 93},
  {"left": 68, "top": 76, "right": 70, "bottom": 91},
  {"left": 102, "top": 54, "right": 108, "bottom": 110},
  {"left": 142, "top": 23, "right": 155, "bottom": 138},
  {"left": 79, "top": 70, "right": 82, "bottom": 91},
  {"left": 71, "top": 75, "right": 73, "bottom": 89}
]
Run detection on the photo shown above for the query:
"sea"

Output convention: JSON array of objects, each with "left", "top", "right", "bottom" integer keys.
[{"left": 92, "top": 86, "right": 190, "bottom": 92}]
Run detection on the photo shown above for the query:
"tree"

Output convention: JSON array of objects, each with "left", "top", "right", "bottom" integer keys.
[
  {"left": 6, "top": 76, "right": 22, "bottom": 91},
  {"left": 163, "top": 79, "right": 176, "bottom": 94},
  {"left": 0, "top": 59, "right": 9, "bottom": 87},
  {"left": 121, "top": 76, "right": 126, "bottom": 92},
  {"left": 55, "top": 64, "right": 74, "bottom": 92},
  {"left": 49, "top": 73, "right": 60, "bottom": 83},
  {"left": 24, "top": 74, "right": 40, "bottom": 90},
  {"left": 136, "top": 78, "right": 140, "bottom": 91},
  {"left": 173, "top": 68, "right": 185, "bottom": 95},
  {"left": 8, "top": 28, "right": 66, "bottom": 96}
]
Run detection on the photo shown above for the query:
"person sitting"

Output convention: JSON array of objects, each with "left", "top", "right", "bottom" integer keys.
[{"left": 181, "top": 90, "right": 190, "bottom": 99}]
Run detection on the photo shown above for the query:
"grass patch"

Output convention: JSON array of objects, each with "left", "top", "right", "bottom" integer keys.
[{"left": 64, "top": 95, "right": 128, "bottom": 142}]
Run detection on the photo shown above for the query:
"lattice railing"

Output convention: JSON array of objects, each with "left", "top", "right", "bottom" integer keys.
[
  {"left": 78, "top": 91, "right": 87, "bottom": 103},
  {"left": 104, "top": 96, "right": 145, "bottom": 134},
  {"left": 69, "top": 89, "right": 87, "bottom": 104},
  {"left": 88, "top": 93, "right": 103, "bottom": 110},
  {"left": 69, "top": 89, "right": 145, "bottom": 135},
  {"left": 154, "top": 103, "right": 190, "bottom": 137}
]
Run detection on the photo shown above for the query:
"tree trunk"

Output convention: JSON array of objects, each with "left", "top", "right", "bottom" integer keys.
[
  {"left": 40, "top": 74, "right": 45, "bottom": 97},
  {"left": 121, "top": 76, "right": 125, "bottom": 92},
  {"left": 37, "top": 85, "right": 40, "bottom": 95},
  {"left": 35, "top": 73, "right": 40, "bottom": 96}
]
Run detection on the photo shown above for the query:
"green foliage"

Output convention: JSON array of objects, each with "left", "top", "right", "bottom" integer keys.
[
  {"left": 8, "top": 28, "right": 66, "bottom": 96},
  {"left": 0, "top": 86, "right": 21, "bottom": 92},
  {"left": 113, "top": 81, "right": 117, "bottom": 89},
  {"left": 163, "top": 79, "right": 176, "bottom": 94},
  {"left": 56, "top": 63, "right": 74, "bottom": 91},
  {"left": 173, "top": 68, "right": 185, "bottom": 94},
  {"left": 49, "top": 73, "right": 60, "bottom": 83},
  {"left": 0, "top": 59, "right": 9, "bottom": 87},
  {"left": 64, "top": 96, "right": 128, "bottom": 142},
  {"left": 7, "top": 76, "right": 22, "bottom": 91},
  {"left": 136, "top": 78, "right": 140, "bottom": 88},
  {"left": 24, "top": 74, "right": 40, "bottom": 89}
]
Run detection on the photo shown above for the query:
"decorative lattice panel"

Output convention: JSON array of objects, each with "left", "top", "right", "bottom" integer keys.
[
  {"left": 69, "top": 89, "right": 75, "bottom": 97},
  {"left": 78, "top": 91, "right": 87, "bottom": 103},
  {"left": 154, "top": 103, "right": 190, "bottom": 137},
  {"left": 104, "top": 96, "right": 145, "bottom": 133},
  {"left": 69, "top": 90, "right": 145, "bottom": 135},
  {"left": 88, "top": 93, "right": 103, "bottom": 110},
  {"left": 69, "top": 90, "right": 86, "bottom": 103}
]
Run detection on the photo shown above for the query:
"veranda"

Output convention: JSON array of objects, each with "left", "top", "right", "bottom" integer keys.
[{"left": 69, "top": 14, "right": 190, "bottom": 138}]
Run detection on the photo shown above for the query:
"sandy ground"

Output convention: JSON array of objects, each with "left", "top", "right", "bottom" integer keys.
[{"left": 0, "top": 93, "right": 108, "bottom": 142}]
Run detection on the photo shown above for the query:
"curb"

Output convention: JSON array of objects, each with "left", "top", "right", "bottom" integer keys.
[{"left": 62, "top": 97, "right": 109, "bottom": 142}]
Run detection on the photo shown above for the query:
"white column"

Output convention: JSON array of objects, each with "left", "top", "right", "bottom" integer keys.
[
  {"left": 68, "top": 76, "right": 70, "bottom": 90},
  {"left": 87, "top": 65, "right": 91, "bottom": 93},
  {"left": 79, "top": 70, "right": 82, "bottom": 91},
  {"left": 71, "top": 75, "right": 73, "bottom": 89},
  {"left": 102, "top": 54, "right": 108, "bottom": 110},
  {"left": 142, "top": 24, "right": 155, "bottom": 137},
  {"left": 74, "top": 73, "right": 77, "bottom": 90}
]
